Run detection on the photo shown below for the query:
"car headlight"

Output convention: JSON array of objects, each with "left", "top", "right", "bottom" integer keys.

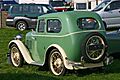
[{"left": 14, "top": 34, "right": 22, "bottom": 40}]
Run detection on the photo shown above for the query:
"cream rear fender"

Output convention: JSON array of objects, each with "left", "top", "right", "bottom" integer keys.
[
  {"left": 46, "top": 44, "right": 74, "bottom": 70},
  {"left": 8, "top": 40, "right": 35, "bottom": 64}
]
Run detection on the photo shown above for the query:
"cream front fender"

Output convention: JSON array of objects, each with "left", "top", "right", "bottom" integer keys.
[
  {"left": 8, "top": 40, "right": 35, "bottom": 64},
  {"left": 47, "top": 44, "right": 74, "bottom": 70}
]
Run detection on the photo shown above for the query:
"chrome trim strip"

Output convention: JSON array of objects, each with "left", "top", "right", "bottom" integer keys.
[{"left": 31, "top": 30, "right": 105, "bottom": 38}]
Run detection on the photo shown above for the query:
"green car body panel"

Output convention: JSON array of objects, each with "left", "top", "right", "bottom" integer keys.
[
  {"left": 9, "top": 11, "right": 120, "bottom": 76},
  {"left": 107, "top": 32, "right": 120, "bottom": 55},
  {"left": 25, "top": 11, "right": 106, "bottom": 64}
]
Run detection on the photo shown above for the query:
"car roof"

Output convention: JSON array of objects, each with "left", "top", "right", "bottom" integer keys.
[
  {"left": 38, "top": 11, "right": 101, "bottom": 20},
  {"left": 11, "top": 3, "right": 50, "bottom": 6}
]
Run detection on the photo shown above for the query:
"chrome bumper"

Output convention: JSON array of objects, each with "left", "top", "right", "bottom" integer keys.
[{"left": 66, "top": 56, "right": 113, "bottom": 70}]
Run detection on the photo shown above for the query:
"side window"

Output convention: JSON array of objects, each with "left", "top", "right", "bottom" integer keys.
[
  {"left": 30, "top": 5, "right": 42, "bottom": 14},
  {"left": 106, "top": 1, "right": 120, "bottom": 11},
  {"left": 37, "top": 6, "right": 43, "bottom": 13},
  {"left": 22, "top": 5, "right": 29, "bottom": 13},
  {"left": 77, "top": 18, "right": 99, "bottom": 29},
  {"left": 42, "top": 5, "right": 54, "bottom": 13},
  {"left": 47, "top": 19, "right": 62, "bottom": 33},
  {"left": 12, "top": 6, "right": 22, "bottom": 13},
  {"left": 38, "top": 19, "right": 45, "bottom": 32},
  {"left": 42, "top": 6, "right": 49, "bottom": 13},
  {"left": 76, "top": 3, "right": 86, "bottom": 10}
]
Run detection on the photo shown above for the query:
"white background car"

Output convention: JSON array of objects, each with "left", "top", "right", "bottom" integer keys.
[{"left": 92, "top": 0, "right": 120, "bottom": 28}]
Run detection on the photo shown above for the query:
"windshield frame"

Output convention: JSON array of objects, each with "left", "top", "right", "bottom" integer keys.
[{"left": 93, "top": 1, "right": 110, "bottom": 11}]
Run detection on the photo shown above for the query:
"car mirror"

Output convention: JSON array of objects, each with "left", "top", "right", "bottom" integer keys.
[{"left": 105, "top": 8, "right": 111, "bottom": 11}]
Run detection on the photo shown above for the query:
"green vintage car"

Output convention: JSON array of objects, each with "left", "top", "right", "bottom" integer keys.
[{"left": 7, "top": 11, "right": 112, "bottom": 76}]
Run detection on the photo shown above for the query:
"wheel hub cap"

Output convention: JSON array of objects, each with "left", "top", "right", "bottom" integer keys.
[
  {"left": 18, "top": 23, "right": 26, "bottom": 31},
  {"left": 54, "top": 58, "right": 62, "bottom": 68}
]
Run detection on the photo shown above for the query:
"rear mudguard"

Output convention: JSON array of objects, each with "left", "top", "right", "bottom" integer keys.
[{"left": 46, "top": 44, "right": 73, "bottom": 69}]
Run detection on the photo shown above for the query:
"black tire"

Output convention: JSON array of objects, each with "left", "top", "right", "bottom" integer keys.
[
  {"left": 81, "top": 33, "right": 107, "bottom": 63},
  {"left": 48, "top": 49, "right": 66, "bottom": 76},
  {"left": 10, "top": 44, "right": 24, "bottom": 67},
  {"left": 16, "top": 21, "right": 27, "bottom": 31}
]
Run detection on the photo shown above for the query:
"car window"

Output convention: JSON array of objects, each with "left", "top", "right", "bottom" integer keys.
[
  {"left": 106, "top": 1, "right": 120, "bottom": 11},
  {"left": 30, "top": 5, "right": 42, "bottom": 14},
  {"left": 92, "top": 1, "right": 109, "bottom": 11},
  {"left": 77, "top": 18, "right": 99, "bottom": 29},
  {"left": 22, "top": 5, "right": 29, "bottom": 13},
  {"left": 76, "top": 3, "right": 86, "bottom": 10},
  {"left": 42, "top": 5, "right": 55, "bottom": 13},
  {"left": 47, "top": 19, "right": 61, "bottom": 33},
  {"left": 42, "top": 6, "right": 48, "bottom": 13},
  {"left": 11, "top": 5, "right": 22, "bottom": 13},
  {"left": 38, "top": 19, "right": 45, "bottom": 32}
]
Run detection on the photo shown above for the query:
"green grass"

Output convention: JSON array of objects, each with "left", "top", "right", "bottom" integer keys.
[{"left": 1, "top": 28, "right": 120, "bottom": 80}]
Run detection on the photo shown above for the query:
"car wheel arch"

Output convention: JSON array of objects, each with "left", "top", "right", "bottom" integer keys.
[
  {"left": 44, "top": 45, "right": 67, "bottom": 66},
  {"left": 8, "top": 42, "right": 26, "bottom": 61},
  {"left": 8, "top": 40, "right": 35, "bottom": 64},
  {"left": 15, "top": 20, "right": 29, "bottom": 28},
  {"left": 44, "top": 44, "right": 73, "bottom": 70},
  {"left": 8, "top": 42, "right": 15, "bottom": 49}
]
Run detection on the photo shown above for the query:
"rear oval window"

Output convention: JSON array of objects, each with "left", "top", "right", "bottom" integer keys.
[{"left": 77, "top": 18, "right": 99, "bottom": 30}]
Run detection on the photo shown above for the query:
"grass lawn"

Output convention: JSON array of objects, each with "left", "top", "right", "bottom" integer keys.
[{"left": 0, "top": 28, "right": 120, "bottom": 80}]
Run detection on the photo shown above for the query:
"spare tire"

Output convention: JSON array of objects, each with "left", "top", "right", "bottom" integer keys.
[{"left": 81, "top": 33, "right": 107, "bottom": 63}]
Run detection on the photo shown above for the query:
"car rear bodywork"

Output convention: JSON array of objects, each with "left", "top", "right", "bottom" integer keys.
[{"left": 7, "top": 11, "right": 113, "bottom": 75}]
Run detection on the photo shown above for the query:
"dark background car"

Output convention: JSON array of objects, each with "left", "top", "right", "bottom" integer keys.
[{"left": 6, "top": 4, "right": 56, "bottom": 31}]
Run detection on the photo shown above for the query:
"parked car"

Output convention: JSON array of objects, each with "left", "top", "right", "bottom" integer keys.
[
  {"left": 92, "top": 0, "right": 120, "bottom": 28},
  {"left": 49, "top": 0, "right": 74, "bottom": 12},
  {"left": 7, "top": 11, "right": 112, "bottom": 76},
  {"left": 6, "top": 4, "right": 56, "bottom": 31}
]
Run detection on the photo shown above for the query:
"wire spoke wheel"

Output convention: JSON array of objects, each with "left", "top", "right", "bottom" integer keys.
[
  {"left": 49, "top": 49, "right": 66, "bottom": 76},
  {"left": 10, "top": 44, "right": 23, "bottom": 67},
  {"left": 86, "top": 35, "right": 105, "bottom": 61}
]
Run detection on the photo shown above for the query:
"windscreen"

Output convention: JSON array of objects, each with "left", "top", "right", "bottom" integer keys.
[{"left": 92, "top": 1, "right": 109, "bottom": 11}]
